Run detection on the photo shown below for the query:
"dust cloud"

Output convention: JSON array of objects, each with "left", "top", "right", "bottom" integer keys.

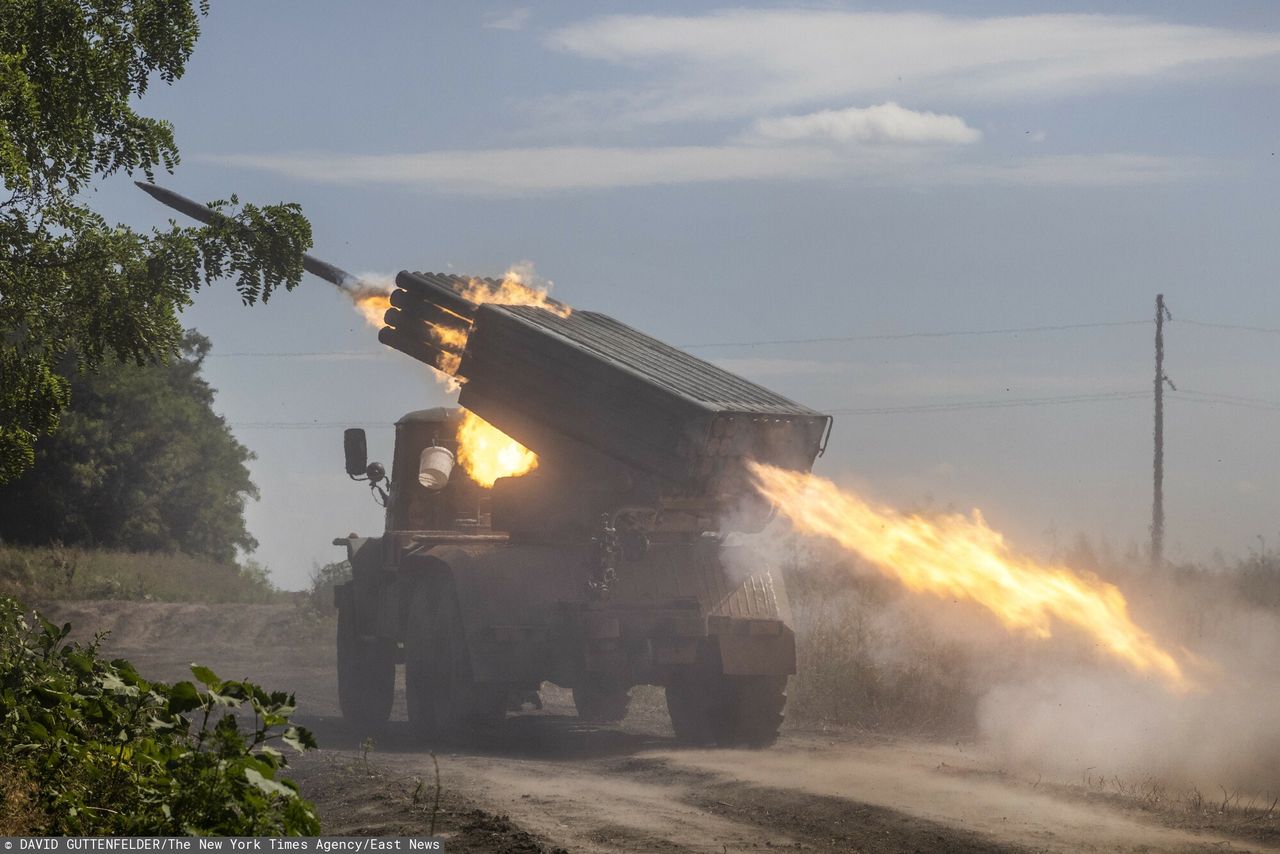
[
  {"left": 978, "top": 582, "right": 1280, "bottom": 794},
  {"left": 745, "top": 473, "right": 1280, "bottom": 796}
]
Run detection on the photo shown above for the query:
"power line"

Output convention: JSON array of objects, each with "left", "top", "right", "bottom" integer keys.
[
  {"left": 801, "top": 390, "right": 1148, "bottom": 415},
  {"left": 1177, "top": 319, "right": 1280, "bottom": 336},
  {"left": 204, "top": 318, "right": 1153, "bottom": 358},
  {"left": 225, "top": 390, "right": 1152, "bottom": 428},
  {"left": 678, "top": 319, "right": 1151, "bottom": 349},
  {"left": 1171, "top": 388, "right": 1280, "bottom": 412},
  {"left": 208, "top": 351, "right": 378, "bottom": 359},
  {"left": 230, "top": 421, "right": 395, "bottom": 429},
  {"left": 201, "top": 314, "right": 1280, "bottom": 359},
  {"left": 225, "top": 387, "right": 1280, "bottom": 427}
]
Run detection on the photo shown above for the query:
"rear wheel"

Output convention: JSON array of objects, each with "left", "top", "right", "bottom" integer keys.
[
  {"left": 336, "top": 596, "right": 395, "bottom": 733},
  {"left": 572, "top": 677, "right": 631, "bottom": 723},
  {"left": 404, "top": 576, "right": 505, "bottom": 740},
  {"left": 666, "top": 674, "right": 786, "bottom": 747}
]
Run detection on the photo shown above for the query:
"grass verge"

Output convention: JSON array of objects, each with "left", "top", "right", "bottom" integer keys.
[{"left": 0, "top": 544, "right": 283, "bottom": 604}]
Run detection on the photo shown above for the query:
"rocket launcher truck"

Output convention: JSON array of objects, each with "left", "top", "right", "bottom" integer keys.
[{"left": 138, "top": 182, "right": 834, "bottom": 745}]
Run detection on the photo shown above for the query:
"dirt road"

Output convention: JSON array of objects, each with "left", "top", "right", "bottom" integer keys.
[{"left": 39, "top": 600, "right": 1280, "bottom": 853}]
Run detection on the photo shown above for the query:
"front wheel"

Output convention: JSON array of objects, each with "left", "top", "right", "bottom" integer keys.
[
  {"left": 336, "top": 596, "right": 395, "bottom": 733},
  {"left": 572, "top": 677, "right": 631, "bottom": 723},
  {"left": 666, "top": 674, "right": 786, "bottom": 747}
]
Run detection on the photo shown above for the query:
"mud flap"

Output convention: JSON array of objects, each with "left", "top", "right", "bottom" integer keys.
[{"left": 711, "top": 618, "right": 797, "bottom": 676}]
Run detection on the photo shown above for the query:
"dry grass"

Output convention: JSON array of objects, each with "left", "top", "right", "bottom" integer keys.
[
  {"left": 0, "top": 765, "right": 44, "bottom": 835},
  {"left": 0, "top": 543, "right": 284, "bottom": 604},
  {"left": 784, "top": 552, "right": 979, "bottom": 735}
]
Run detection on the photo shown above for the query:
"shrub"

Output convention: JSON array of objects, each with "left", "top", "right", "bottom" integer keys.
[
  {"left": 0, "top": 596, "right": 318, "bottom": 834},
  {"left": 307, "top": 560, "right": 351, "bottom": 616}
]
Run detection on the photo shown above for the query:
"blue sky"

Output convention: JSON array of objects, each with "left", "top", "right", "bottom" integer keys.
[{"left": 100, "top": 2, "right": 1280, "bottom": 588}]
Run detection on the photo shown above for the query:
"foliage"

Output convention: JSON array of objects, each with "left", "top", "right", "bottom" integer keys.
[
  {"left": 0, "top": 543, "right": 283, "bottom": 604},
  {"left": 307, "top": 559, "right": 351, "bottom": 615},
  {"left": 0, "top": 331, "right": 259, "bottom": 563},
  {"left": 1228, "top": 544, "right": 1280, "bottom": 611},
  {"left": 0, "top": 595, "right": 319, "bottom": 835},
  {"left": 0, "top": 0, "right": 312, "bottom": 484}
]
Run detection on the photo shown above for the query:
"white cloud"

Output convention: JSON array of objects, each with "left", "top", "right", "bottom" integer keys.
[
  {"left": 748, "top": 102, "right": 981, "bottom": 146},
  {"left": 203, "top": 148, "right": 1205, "bottom": 194},
  {"left": 206, "top": 145, "right": 855, "bottom": 193},
  {"left": 484, "top": 8, "right": 530, "bottom": 31},
  {"left": 544, "top": 10, "right": 1280, "bottom": 124}
]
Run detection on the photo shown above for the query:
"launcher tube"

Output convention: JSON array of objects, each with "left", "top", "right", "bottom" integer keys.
[{"left": 394, "top": 270, "right": 477, "bottom": 318}]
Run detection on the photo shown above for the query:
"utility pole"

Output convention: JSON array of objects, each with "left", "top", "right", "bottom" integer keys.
[{"left": 1152, "top": 294, "right": 1174, "bottom": 568}]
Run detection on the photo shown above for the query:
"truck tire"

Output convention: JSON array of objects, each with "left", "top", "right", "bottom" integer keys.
[
  {"left": 404, "top": 576, "right": 505, "bottom": 740},
  {"left": 666, "top": 674, "right": 786, "bottom": 747},
  {"left": 336, "top": 599, "right": 395, "bottom": 732},
  {"left": 572, "top": 677, "right": 631, "bottom": 723}
]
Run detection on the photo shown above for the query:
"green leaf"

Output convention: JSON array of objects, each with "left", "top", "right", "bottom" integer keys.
[
  {"left": 282, "top": 726, "right": 317, "bottom": 752},
  {"left": 65, "top": 651, "right": 94, "bottom": 676},
  {"left": 167, "top": 680, "right": 201, "bottom": 714},
  {"left": 190, "top": 664, "right": 220, "bottom": 688},
  {"left": 243, "top": 767, "right": 293, "bottom": 799}
]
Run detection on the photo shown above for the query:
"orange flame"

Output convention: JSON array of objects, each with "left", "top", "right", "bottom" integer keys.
[
  {"left": 353, "top": 292, "right": 391, "bottom": 327},
  {"left": 458, "top": 263, "right": 572, "bottom": 318},
  {"left": 456, "top": 409, "right": 538, "bottom": 488},
  {"left": 747, "top": 462, "right": 1191, "bottom": 692}
]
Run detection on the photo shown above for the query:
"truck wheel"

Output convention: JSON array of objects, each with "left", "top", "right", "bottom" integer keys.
[
  {"left": 405, "top": 576, "right": 505, "bottom": 740},
  {"left": 572, "top": 677, "right": 631, "bottom": 723},
  {"left": 336, "top": 600, "right": 394, "bottom": 732},
  {"left": 666, "top": 674, "right": 786, "bottom": 747}
]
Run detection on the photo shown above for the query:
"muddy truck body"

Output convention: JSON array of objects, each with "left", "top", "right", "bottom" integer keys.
[
  {"left": 132, "top": 181, "right": 832, "bottom": 745},
  {"left": 336, "top": 275, "right": 830, "bottom": 745}
]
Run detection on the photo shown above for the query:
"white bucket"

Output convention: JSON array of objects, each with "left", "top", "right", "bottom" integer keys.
[{"left": 418, "top": 445, "right": 455, "bottom": 491}]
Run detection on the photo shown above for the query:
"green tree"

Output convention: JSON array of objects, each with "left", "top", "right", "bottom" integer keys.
[
  {"left": 0, "top": 330, "right": 258, "bottom": 562},
  {"left": 0, "top": 0, "right": 312, "bottom": 484}
]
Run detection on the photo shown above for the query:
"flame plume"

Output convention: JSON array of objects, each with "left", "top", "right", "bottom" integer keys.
[
  {"left": 457, "top": 409, "right": 538, "bottom": 487},
  {"left": 353, "top": 291, "right": 391, "bottom": 327},
  {"left": 747, "top": 462, "right": 1190, "bottom": 692},
  {"left": 458, "top": 264, "right": 571, "bottom": 318}
]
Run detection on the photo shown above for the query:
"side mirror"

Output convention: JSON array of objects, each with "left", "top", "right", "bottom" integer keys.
[{"left": 343, "top": 428, "right": 368, "bottom": 477}]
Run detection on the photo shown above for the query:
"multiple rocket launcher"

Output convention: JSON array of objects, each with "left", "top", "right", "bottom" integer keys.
[{"left": 136, "top": 182, "right": 831, "bottom": 523}]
